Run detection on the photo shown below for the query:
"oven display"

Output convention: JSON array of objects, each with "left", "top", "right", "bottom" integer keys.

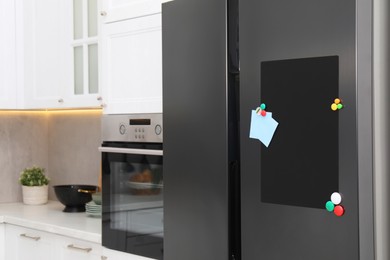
[{"left": 130, "top": 119, "right": 151, "bottom": 125}]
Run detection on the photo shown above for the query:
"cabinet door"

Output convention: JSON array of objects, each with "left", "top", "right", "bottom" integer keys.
[
  {"left": 21, "top": 0, "right": 102, "bottom": 109},
  {"left": 100, "top": 0, "right": 161, "bottom": 23},
  {"left": 56, "top": 235, "right": 102, "bottom": 260},
  {"left": 0, "top": 224, "right": 4, "bottom": 260},
  {"left": 0, "top": 0, "right": 18, "bottom": 108},
  {"left": 62, "top": 0, "right": 102, "bottom": 108},
  {"left": 5, "top": 225, "right": 54, "bottom": 260},
  {"left": 101, "top": 13, "right": 162, "bottom": 114},
  {"left": 102, "top": 247, "right": 155, "bottom": 260},
  {"left": 21, "top": 0, "right": 66, "bottom": 109}
]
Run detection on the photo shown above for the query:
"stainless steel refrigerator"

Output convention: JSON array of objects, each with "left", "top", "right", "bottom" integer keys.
[{"left": 162, "top": 0, "right": 390, "bottom": 259}]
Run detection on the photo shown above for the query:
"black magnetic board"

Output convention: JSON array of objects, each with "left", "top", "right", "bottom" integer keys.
[{"left": 260, "top": 56, "right": 339, "bottom": 209}]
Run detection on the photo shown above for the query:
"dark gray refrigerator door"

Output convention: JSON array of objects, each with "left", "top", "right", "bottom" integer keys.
[
  {"left": 240, "top": 0, "right": 374, "bottom": 260},
  {"left": 162, "top": 0, "right": 231, "bottom": 259}
]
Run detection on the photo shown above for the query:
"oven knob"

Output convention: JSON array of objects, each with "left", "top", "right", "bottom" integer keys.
[
  {"left": 119, "top": 124, "right": 126, "bottom": 135},
  {"left": 155, "top": 124, "right": 162, "bottom": 135}
]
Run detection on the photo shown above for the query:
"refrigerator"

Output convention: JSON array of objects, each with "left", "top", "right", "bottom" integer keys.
[{"left": 162, "top": 0, "right": 390, "bottom": 259}]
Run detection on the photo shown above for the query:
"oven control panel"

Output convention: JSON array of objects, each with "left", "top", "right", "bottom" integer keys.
[{"left": 102, "top": 113, "right": 163, "bottom": 143}]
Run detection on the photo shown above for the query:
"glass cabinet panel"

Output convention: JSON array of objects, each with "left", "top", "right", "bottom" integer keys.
[
  {"left": 73, "top": 0, "right": 83, "bottom": 40},
  {"left": 88, "top": 44, "right": 99, "bottom": 94},
  {"left": 72, "top": 0, "right": 99, "bottom": 96},
  {"left": 88, "top": 0, "right": 98, "bottom": 37},
  {"left": 74, "top": 46, "right": 84, "bottom": 94}
]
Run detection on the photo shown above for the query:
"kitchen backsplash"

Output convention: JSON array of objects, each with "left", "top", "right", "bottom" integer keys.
[{"left": 0, "top": 110, "right": 101, "bottom": 203}]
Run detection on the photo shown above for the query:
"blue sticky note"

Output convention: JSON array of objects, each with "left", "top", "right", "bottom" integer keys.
[{"left": 249, "top": 110, "right": 279, "bottom": 147}]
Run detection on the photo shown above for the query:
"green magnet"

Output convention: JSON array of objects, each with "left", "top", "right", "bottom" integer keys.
[
  {"left": 337, "top": 103, "right": 343, "bottom": 110},
  {"left": 326, "top": 201, "right": 335, "bottom": 212},
  {"left": 260, "top": 103, "right": 266, "bottom": 110}
]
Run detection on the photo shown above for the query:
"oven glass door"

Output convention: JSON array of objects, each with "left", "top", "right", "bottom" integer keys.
[{"left": 101, "top": 142, "right": 163, "bottom": 260}]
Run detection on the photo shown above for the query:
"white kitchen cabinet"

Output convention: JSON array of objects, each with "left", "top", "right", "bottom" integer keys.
[
  {"left": 4, "top": 224, "right": 104, "bottom": 260},
  {"left": 4, "top": 224, "right": 55, "bottom": 260},
  {"left": 102, "top": 247, "right": 155, "bottom": 260},
  {"left": 0, "top": 0, "right": 18, "bottom": 108},
  {"left": 21, "top": 0, "right": 102, "bottom": 109},
  {"left": 100, "top": 11, "right": 162, "bottom": 114},
  {"left": 0, "top": 224, "right": 4, "bottom": 260},
  {"left": 18, "top": 0, "right": 67, "bottom": 109},
  {"left": 60, "top": 0, "right": 103, "bottom": 108},
  {"left": 11, "top": 0, "right": 102, "bottom": 110},
  {"left": 100, "top": 0, "right": 161, "bottom": 24}
]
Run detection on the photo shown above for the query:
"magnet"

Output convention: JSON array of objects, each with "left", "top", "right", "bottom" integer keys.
[
  {"left": 331, "top": 192, "right": 342, "bottom": 205},
  {"left": 261, "top": 110, "right": 267, "bottom": 117},
  {"left": 325, "top": 201, "right": 335, "bottom": 212},
  {"left": 331, "top": 98, "right": 343, "bottom": 111},
  {"left": 260, "top": 103, "right": 266, "bottom": 110},
  {"left": 334, "top": 205, "right": 345, "bottom": 217}
]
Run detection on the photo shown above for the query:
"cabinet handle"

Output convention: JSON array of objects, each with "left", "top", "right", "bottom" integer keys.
[
  {"left": 97, "top": 96, "right": 103, "bottom": 101},
  {"left": 20, "top": 233, "right": 41, "bottom": 241},
  {"left": 67, "top": 244, "right": 92, "bottom": 253},
  {"left": 101, "top": 256, "right": 108, "bottom": 260},
  {"left": 58, "top": 98, "right": 64, "bottom": 103},
  {"left": 100, "top": 11, "right": 107, "bottom": 16}
]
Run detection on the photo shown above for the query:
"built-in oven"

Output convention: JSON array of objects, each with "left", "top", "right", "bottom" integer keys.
[{"left": 99, "top": 113, "right": 163, "bottom": 260}]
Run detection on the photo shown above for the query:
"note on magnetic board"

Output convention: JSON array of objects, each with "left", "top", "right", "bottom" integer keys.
[{"left": 249, "top": 110, "right": 279, "bottom": 147}]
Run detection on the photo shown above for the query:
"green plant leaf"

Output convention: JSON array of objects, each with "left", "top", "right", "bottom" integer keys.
[{"left": 19, "top": 166, "right": 49, "bottom": 186}]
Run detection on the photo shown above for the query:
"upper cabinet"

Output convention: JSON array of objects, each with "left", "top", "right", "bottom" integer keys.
[
  {"left": 19, "top": 0, "right": 67, "bottom": 109},
  {"left": 62, "top": 0, "right": 102, "bottom": 108},
  {"left": 100, "top": 0, "right": 161, "bottom": 23},
  {"left": 0, "top": 0, "right": 102, "bottom": 110},
  {"left": 21, "top": 0, "right": 102, "bottom": 109},
  {"left": 0, "top": 0, "right": 164, "bottom": 112},
  {"left": 100, "top": 0, "right": 162, "bottom": 114}
]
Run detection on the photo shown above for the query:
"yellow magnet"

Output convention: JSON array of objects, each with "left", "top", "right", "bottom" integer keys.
[{"left": 331, "top": 103, "right": 338, "bottom": 111}]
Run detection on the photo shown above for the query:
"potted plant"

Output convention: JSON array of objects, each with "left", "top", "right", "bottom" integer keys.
[{"left": 19, "top": 166, "right": 49, "bottom": 205}]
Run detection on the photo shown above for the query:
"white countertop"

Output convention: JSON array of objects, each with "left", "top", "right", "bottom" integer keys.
[{"left": 0, "top": 201, "right": 101, "bottom": 243}]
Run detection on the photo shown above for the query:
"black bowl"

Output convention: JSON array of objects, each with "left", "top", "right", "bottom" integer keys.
[{"left": 53, "top": 185, "right": 99, "bottom": 212}]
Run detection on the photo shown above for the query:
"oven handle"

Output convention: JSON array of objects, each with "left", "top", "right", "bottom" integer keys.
[{"left": 98, "top": 147, "right": 163, "bottom": 156}]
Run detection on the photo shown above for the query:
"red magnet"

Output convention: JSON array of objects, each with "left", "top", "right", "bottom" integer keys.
[
  {"left": 334, "top": 205, "right": 345, "bottom": 217},
  {"left": 261, "top": 110, "right": 266, "bottom": 117}
]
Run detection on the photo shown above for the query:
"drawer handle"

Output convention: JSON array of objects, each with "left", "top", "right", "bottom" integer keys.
[
  {"left": 101, "top": 256, "right": 108, "bottom": 260},
  {"left": 20, "top": 233, "right": 40, "bottom": 241},
  {"left": 67, "top": 244, "right": 92, "bottom": 253}
]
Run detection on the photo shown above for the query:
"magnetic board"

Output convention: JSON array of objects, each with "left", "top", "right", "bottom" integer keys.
[{"left": 260, "top": 56, "right": 339, "bottom": 209}]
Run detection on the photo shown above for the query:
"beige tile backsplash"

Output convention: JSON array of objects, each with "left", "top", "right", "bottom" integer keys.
[{"left": 0, "top": 110, "right": 101, "bottom": 203}]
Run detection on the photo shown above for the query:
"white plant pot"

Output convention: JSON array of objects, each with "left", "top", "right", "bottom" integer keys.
[{"left": 22, "top": 185, "right": 49, "bottom": 205}]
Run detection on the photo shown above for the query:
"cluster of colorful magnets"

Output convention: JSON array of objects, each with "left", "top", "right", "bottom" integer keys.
[
  {"left": 255, "top": 103, "right": 267, "bottom": 116},
  {"left": 331, "top": 98, "right": 343, "bottom": 111},
  {"left": 325, "top": 192, "right": 345, "bottom": 217}
]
